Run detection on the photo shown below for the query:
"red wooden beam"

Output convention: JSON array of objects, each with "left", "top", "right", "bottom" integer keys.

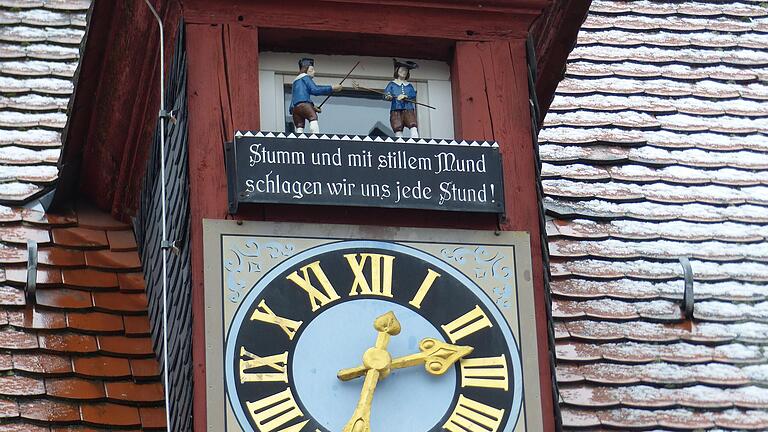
[
  {"left": 452, "top": 39, "right": 556, "bottom": 432},
  {"left": 186, "top": 23, "right": 261, "bottom": 432},
  {"left": 183, "top": 0, "right": 537, "bottom": 41}
]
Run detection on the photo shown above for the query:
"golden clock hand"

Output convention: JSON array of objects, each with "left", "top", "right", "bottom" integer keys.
[
  {"left": 342, "top": 312, "right": 401, "bottom": 432},
  {"left": 337, "top": 337, "right": 473, "bottom": 381}
]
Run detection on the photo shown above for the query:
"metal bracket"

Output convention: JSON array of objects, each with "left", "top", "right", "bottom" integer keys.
[
  {"left": 26, "top": 240, "right": 37, "bottom": 304},
  {"left": 159, "top": 109, "right": 177, "bottom": 124},
  {"left": 679, "top": 257, "right": 694, "bottom": 319},
  {"left": 161, "top": 239, "right": 180, "bottom": 256}
]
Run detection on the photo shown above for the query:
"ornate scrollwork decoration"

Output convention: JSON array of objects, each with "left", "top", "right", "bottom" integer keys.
[
  {"left": 441, "top": 246, "right": 515, "bottom": 309},
  {"left": 224, "top": 240, "right": 296, "bottom": 303}
]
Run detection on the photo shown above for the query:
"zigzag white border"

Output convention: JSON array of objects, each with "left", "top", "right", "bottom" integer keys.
[{"left": 234, "top": 130, "right": 499, "bottom": 148}]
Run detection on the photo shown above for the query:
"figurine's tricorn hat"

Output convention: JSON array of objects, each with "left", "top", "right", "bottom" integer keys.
[
  {"left": 298, "top": 58, "right": 315, "bottom": 69},
  {"left": 393, "top": 59, "right": 418, "bottom": 71}
]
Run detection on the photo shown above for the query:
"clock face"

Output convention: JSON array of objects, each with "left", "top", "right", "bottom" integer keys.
[{"left": 225, "top": 240, "right": 523, "bottom": 432}]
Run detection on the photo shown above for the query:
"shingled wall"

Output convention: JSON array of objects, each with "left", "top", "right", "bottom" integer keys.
[
  {"left": 541, "top": 1, "right": 768, "bottom": 430},
  {"left": 134, "top": 23, "right": 192, "bottom": 432}
]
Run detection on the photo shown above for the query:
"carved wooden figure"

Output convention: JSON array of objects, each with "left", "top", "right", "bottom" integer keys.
[
  {"left": 384, "top": 59, "right": 419, "bottom": 138},
  {"left": 290, "top": 58, "right": 342, "bottom": 134}
]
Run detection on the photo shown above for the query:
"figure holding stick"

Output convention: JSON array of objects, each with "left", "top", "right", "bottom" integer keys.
[
  {"left": 385, "top": 59, "right": 420, "bottom": 138},
  {"left": 290, "top": 58, "right": 342, "bottom": 134}
]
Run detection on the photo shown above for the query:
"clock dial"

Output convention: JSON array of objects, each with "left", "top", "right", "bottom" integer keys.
[{"left": 225, "top": 241, "right": 523, "bottom": 432}]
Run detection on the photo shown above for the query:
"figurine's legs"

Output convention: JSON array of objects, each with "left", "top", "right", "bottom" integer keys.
[
  {"left": 403, "top": 110, "right": 418, "bottom": 138},
  {"left": 390, "top": 111, "right": 404, "bottom": 137},
  {"left": 292, "top": 103, "right": 318, "bottom": 134}
]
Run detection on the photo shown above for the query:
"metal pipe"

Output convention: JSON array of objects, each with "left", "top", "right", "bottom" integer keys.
[{"left": 142, "top": 1, "right": 172, "bottom": 430}]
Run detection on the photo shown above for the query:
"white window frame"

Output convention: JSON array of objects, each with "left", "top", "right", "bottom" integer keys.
[{"left": 259, "top": 52, "right": 454, "bottom": 139}]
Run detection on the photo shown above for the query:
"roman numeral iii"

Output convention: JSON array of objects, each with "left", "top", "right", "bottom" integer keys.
[
  {"left": 460, "top": 355, "right": 509, "bottom": 391},
  {"left": 246, "top": 388, "right": 309, "bottom": 432},
  {"left": 239, "top": 347, "right": 288, "bottom": 383},
  {"left": 443, "top": 394, "right": 505, "bottom": 432},
  {"left": 441, "top": 305, "right": 493, "bottom": 343},
  {"left": 345, "top": 253, "right": 395, "bottom": 297},
  {"left": 286, "top": 260, "right": 340, "bottom": 312}
]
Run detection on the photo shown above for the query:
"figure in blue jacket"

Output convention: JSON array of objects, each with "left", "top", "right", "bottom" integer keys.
[
  {"left": 384, "top": 59, "right": 419, "bottom": 138},
  {"left": 290, "top": 58, "right": 341, "bottom": 134}
]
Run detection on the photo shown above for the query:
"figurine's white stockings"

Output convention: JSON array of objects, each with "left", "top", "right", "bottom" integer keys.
[
  {"left": 295, "top": 127, "right": 304, "bottom": 133},
  {"left": 395, "top": 131, "right": 403, "bottom": 137},
  {"left": 308, "top": 120, "right": 320, "bottom": 134},
  {"left": 409, "top": 127, "right": 419, "bottom": 138}
]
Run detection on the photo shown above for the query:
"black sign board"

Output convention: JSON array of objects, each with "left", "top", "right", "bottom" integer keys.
[{"left": 226, "top": 132, "right": 505, "bottom": 214}]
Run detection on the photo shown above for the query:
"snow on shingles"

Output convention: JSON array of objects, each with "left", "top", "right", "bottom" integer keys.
[
  {"left": 0, "top": 181, "right": 39, "bottom": 201},
  {"left": 0, "top": 25, "right": 83, "bottom": 44},
  {"left": 0, "top": 60, "right": 77, "bottom": 77},
  {"left": 543, "top": 179, "right": 768, "bottom": 205},
  {"left": 552, "top": 258, "right": 768, "bottom": 282},
  {"left": 0, "top": 42, "right": 78, "bottom": 60},
  {"left": 544, "top": 110, "right": 660, "bottom": 128},
  {"left": 545, "top": 163, "right": 768, "bottom": 187},
  {"left": 551, "top": 219, "right": 768, "bottom": 243},
  {"left": 576, "top": 362, "right": 751, "bottom": 385},
  {"left": 0, "top": 94, "right": 69, "bottom": 110},
  {"left": 0, "top": 76, "right": 73, "bottom": 94},
  {"left": 590, "top": 1, "right": 768, "bottom": 18},
  {"left": 0, "top": 111, "right": 66, "bottom": 128},
  {"left": 549, "top": 238, "right": 768, "bottom": 262},
  {"left": 583, "top": 14, "right": 758, "bottom": 33},
  {"left": 558, "top": 77, "right": 767, "bottom": 100},
  {"left": 557, "top": 340, "right": 765, "bottom": 364},
  {"left": 0, "top": 164, "right": 56, "bottom": 183},
  {"left": 544, "top": 197, "right": 768, "bottom": 223},
  {"left": 552, "top": 279, "right": 768, "bottom": 303},
  {"left": 558, "top": 297, "right": 768, "bottom": 323},
  {"left": 566, "top": 61, "right": 766, "bottom": 81},
  {"left": 0, "top": 129, "right": 60, "bottom": 147},
  {"left": 657, "top": 113, "right": 768, "bottom": 133},
  {"left": 578, "top": 29, "right": 768, "bottom": 49},
  {"left": 551, "top": 94, "right": 768, "bottom": 117},
  {"left": 0, "top": 146, "right": 59, "bottom": 164},
  {"left": 540, "top": 128, "right": 768, "bottom": 152},
  {"left": 571, "top": 45, "right": 768, "bottom": 66},
  {"left": 565, "top": 318, "right": 768, "bottom": 343},
  {"left": 540, "top": 145, "right": 768, "bottom": 170}
]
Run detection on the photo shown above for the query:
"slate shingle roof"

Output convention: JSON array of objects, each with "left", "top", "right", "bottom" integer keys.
[
  {"left": 541, "top": 1, "right": 768, "bottom": 430},
  {"left": 0, "top": 0, "right": 89, "bottom": 204}
]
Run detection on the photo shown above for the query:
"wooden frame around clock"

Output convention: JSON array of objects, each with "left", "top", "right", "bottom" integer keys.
[{"left": 203, "top": 220, "right": 543, "bottom": 431}]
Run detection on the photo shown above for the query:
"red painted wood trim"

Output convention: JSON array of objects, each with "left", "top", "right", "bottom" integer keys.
[
  {"left": 452, "top": 40, "right": 555, "bottom": 432},
  {"left": 183, "top": 0, "right": 534, "bottom": 41},
  {"left": 530, "top": 0, "right": 591, "bottom": 121},
  {"left": 186, "top": 23, "right": 261, "bottom": 432}
]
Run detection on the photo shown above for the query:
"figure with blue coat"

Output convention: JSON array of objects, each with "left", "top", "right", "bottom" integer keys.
[
  {"left": 290, "top": 58, "right": 342, "bottom": 134},
  {"left": 384, "top": 59, "right": 419, "bottom": 138}
]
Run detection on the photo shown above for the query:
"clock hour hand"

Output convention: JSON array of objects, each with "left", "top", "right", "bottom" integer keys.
[
  {"left": 342, "top": 312, "right": 401, "bottom": 432},
  {"left": 338, "top": 337, "right": 473, "bottom": 381}
]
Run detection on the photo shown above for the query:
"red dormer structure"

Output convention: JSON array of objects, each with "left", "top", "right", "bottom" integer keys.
[{"left": 45, "top": 1, "right": 591, "bottom": 431}]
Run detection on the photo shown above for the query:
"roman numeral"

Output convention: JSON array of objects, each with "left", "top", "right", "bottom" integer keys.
[
  {"left": 286, "top": 260, "right": 340, "bottom": 312},
  {"left": 460, "top": 355, "right": 509, "bottom": 391},
  {"left": 443, "top": 394, "right": 505, "bottom": 432},
  {"left": 239, "top": 347, "right": 288, "bottom": 383},
  {"left": 441, "top": 305, "right": 493, "bottom": 343},
  {"left": 250, "top": 299, "right": 303, "bottom": 340},
  {"left": 408, "top": 269, "right": 440, "bottom": 309},
  {"left": 246, "top": 388, "right": 309, "bottom": 432},
  {"left": 345, "top": 253, "right": 395, "bottom": 297}
]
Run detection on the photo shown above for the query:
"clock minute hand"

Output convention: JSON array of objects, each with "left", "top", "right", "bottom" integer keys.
[
  {"left": 342, "top": 312, "right": 401, "bottom": 432},
  {"left": 337, "top": 337, "right": 473, "bottom": 381}
]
